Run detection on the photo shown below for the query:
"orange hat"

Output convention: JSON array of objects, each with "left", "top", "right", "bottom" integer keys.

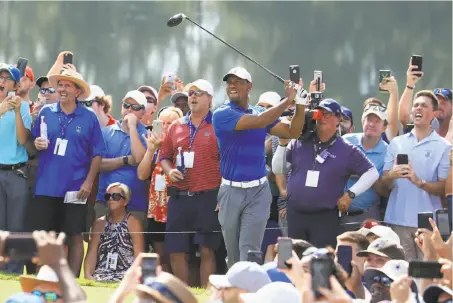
[{"left": 25, "top": 66, "right": 35, "bottom": 82}]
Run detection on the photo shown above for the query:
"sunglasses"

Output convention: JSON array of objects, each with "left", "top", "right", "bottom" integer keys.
[
  {"left": 364, "top": 103, "right": 387, "bottom": 113},
  {"left": 104, "top": 192, "right": 126, "bottom": 201},
  {"left": 80, "top": 100, "right": 96, "bottom": 107},
  {"left": 32, "top": 290, "right": 62, "bottom": 302},
  {"left": 123, "top": 102, "right": 145, "bottom": 111},
  {"left": 188, "top": 90, "right": 208, "bottom": 97},
  {"left": 433, "top": 88, "right": 452, "bottom": 100},
  {"left": 146, "top": 96, "right": 157, "bottom": 105},
  {"left": 40, "top": 88, "right": 56, "bottom": 94},
  {"left": 372, "top": 275, "right": 392, "bottom": 287}
]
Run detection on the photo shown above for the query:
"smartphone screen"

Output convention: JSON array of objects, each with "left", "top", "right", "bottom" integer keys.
[
  {"left": 7, "top": 91, "right": 16, "bottom": 98},
  {"left": 409, "top": 261, "right": 442, "bottom": 279},
  {"left": 247, "top": 250, "right": 263, "bottom": 265},
  {"left": 379, "top": 70, "right": 391, "bottom": 92},
  {"left": 314, "top": 70, "right": 323, "bottom": 91},
  {"left": 63, "top": 53, "right": 73, "bottom": 65},
  {"left": 4, "top": 234, "right": 38, "bottom": 261},
  {"left": 142, "top": 254, "right": 159, "bottom": 283},
  {"left": 411, "top": 55, "right": 423, "bottom": 73},
  {"left": 311, "top": 258, "right": 334, "bottom": 298},
  {"left": 278, "top": 237, "right": 293, "bottom": 269},
  {"left": 289, "top": 65, "right": 300, "bottom": 83},
  {"left": 396, "top": 154, "right": 409, "bottom": 165},
  {"left": 435, "top": 209, "right": 451, "bottom": 240},
  {"left": 337, "top": 245, "right": 352, "bottom": 275},
  {"left": 17, "top": 58, "right": 28, "bottom": 78},
  {"left": 418, "top": 212, "right": 434, "bottom": 230}
]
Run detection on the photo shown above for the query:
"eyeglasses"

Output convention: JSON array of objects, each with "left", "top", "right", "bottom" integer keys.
[
  {"left": 322, "top": 111, "right": 336, "bottom": 118},
  {"left": 146, "top": 96, "right": 157, "bottom": 105},
  {"left": 123, "top": 102, "right": 145, "bottom": 111},
  {"left": 81, "top": 100, "right": 95, "bottom": 107},
  {"left": 40, "top": 88, "right": 56, "bottom": 94},
  {"left": 0, "top": 76, "right": 13, "bottom": 82},
  {"left": 32, "top": 290, "right": 62, "bottom": 302},
  {"left": 104, "top": 192, "right": 126, "bottom": 201},
  {"left": 188, "top": 90, "right": 207, "bottom": 97},
  {"left": 372, "top": 275, "right": 392, "bottom": 287},
  {"left": 433, "top": 88, "right": 452, "bottom": 100},
  {"left": 364, "top": 103, "right": 387, "bottom": 113}
]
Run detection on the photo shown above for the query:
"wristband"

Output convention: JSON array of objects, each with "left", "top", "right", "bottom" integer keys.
[{"left": 406, "top": 85, "right": 414, "bottom": 90}]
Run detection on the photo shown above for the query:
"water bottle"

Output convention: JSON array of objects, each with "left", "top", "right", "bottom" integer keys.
[
  {"left": 176, "top": 147, "right": 185, "bottom": 175},
  {"left": 40, "top": 116, "right": 48, "bottom": 140}
]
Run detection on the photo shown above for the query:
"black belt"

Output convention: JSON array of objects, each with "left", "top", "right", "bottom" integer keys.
[
  {"left": 168, "top": 186, "right": 219, "bottom": 197},
  {"left": 345, "top": 209, "right": 364, "bottom": 216},
  {"left": 0, "top": 163, "right": 26, "bottom": 171}
]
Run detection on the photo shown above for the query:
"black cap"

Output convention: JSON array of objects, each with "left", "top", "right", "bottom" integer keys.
[{"left": 36, "top": 76, "right": 49, "bottom": 88}]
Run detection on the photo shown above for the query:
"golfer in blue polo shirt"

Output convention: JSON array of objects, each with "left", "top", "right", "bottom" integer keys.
[
  {"left": 29, "top": 68, "right": 105, "bottom": 275},
  {"left": 213, "top": 66, "right": 309, "bottom": 267}
]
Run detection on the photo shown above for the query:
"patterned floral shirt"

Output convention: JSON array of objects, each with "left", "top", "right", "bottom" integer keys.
[{"left": 147, "top": 157, "right": 169, "bottom": 223}]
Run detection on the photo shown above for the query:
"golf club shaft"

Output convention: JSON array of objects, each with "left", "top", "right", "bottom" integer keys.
[{"left": 186, "top": 17, "right": 285, "bottom": 83}]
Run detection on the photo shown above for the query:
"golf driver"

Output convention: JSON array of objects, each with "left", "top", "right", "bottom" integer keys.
[{"left": 167, "top": 13, "right": 285, "bottom": 83}]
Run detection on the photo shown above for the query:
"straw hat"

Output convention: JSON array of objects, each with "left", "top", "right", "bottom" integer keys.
[
  {"left": 20, "top": 265, "right": 59, "bottom": 293},
  {"left": 135, "top": 272, "right": 197, "bottom": 303},
  {"left": 48, "top": 69, "right": 91, "bottom": 100}
]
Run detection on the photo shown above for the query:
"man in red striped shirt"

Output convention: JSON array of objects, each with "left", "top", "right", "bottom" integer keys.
[{"left": 159, "top": 79, "right": 221, "bottom": 287}]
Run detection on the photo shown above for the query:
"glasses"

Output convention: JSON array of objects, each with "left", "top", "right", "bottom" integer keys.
[
  {"left": 364, "top": 103, "right": 387, "bottom": 113},
  {"left": 81, "top": 100, "right": 95, "bottom": 107},
  {"left": 322, "top": 111, "right": 336, "bottom": 118},
  {"left": 373, "top": 275, "right": 392, "bottom": 287},
  {"left": 0, "top": 76, "right": 13, "bottom": 82},
  {"left": 188, "top": 90, "right": 207, "bottom": 97},
  {"left": 123, "top": 102, "right": 145, "bottom": 111},
  {"left": 32, "top": 290, "right": 62, "bottom": 302},
  {"left": 40, "top": 88, "right": 56, "bottom": 94},
  {"left": 433, "top": 88, "right": 452, "bottom": 100},
  {"left": 146, "top": 96, "right": 157, "bottom": 105},
  {"left": 104, "top": 192, "right": 126, "bottom": 201}
]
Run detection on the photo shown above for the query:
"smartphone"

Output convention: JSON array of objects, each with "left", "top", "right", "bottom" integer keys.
[
  {"left": 152, "top": 120, "right": 163, "bottom": 136},
  {"left": 409, "top": 261, "right": 442, "bottom": 279},
  {"left": 4, "top": 234, "right": 38, "bottom": 261},
  {"left": 311, "top": 258, "right": 334, "bottom": 298},
  {"left": 337, "top": 245, "right": 352, "bottom": 276},
  {"left": 277, "top": 237, "right": 293, "bottom": 269},
  {"left": 314, "top": 70, "right": 323, "bottom": 91},
  {"left": 379, "top": 70, "right": 391, "bottom": 92},
  {"left": 141, "top": 253, "right": 159, "bottom": 284},
  {"left": 289, "top": 65, "right": 300, "bottom": 84},
  {"left": 435, "top": 209, "right": 451, "bottom": 241},
  {"left": 411, "top": 55, "right": 423, "bottom": 74},
  {"left": 17, "top": 57, "right": 28, "bottom": 78},
  {"left": 247, "top": 250, "right": 263, "bottom": 265},
  {"left": 418, "top": 212, "right": 434, "bottom": 230},
  {"left": 396, "top": 154, "right": 409, "bottom": 165},
  {"left": 63, "top": 53, "right": 73, "bottom": 65},
  {"left": 7, "top": 91, "right": 16, "bottom": 98},
  {"left": 165, "top": 73, "right": 176, "bottom": 90}
]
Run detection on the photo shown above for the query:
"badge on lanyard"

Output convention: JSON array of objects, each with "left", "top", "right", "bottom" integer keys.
[
  {"left": 183, "top": 151, "right": 195, "bottom": 168},
  {"left": 316, "top": 150, "right": 329, "bottom": 164},
  {"left": 106, "top": 252, "right": 119, "bottom": 270},
  {"left": 154, "top": 174, "right": 166, "bottom": 192},
  {"left": 54, "top": 138, "right": 68, "bottom": 156},
  {"left": 305, "top": 170, "right": 320, "bottom": 188}
]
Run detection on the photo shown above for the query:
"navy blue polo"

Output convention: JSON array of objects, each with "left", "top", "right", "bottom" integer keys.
[
  {"left": 285, "top": 136, "right": 373, "bottom": 212},
  {"left": 32, "top": 102, "right": 105, "bottom": 197},
  {"left": 213, "top": 102, "right": 278, "bottom": 182}
]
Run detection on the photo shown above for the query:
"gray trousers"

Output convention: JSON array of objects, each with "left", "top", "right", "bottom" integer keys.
[{"left": 217, "top": 182, "right": 271, "bottom": 268}]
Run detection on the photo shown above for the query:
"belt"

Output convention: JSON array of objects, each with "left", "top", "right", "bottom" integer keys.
[
  {"left": 0, "top": 163, "right": 26, "bottom": 171},
  {"left": 173, "top": 187, "right": 219, "bottom": 197},
  {"left": 221, "top": 176, "right": 267, "bottom": 189},
  {"left": 345, "top": 207, "right": 373, "bottom": 216}
]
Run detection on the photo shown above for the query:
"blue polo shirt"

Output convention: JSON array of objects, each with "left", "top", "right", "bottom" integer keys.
[
  {"left": 285, "top": 136, "right": 374, "bottom": 212},
  {"left": 383, "top": 130, "right": 451, "bottom": 228},
  {"left": 32, "top": 102, "right": 105, "bottom": 197},
  {"left": 343, "top": 133, "right": 388, "bottom": 210},
  {"left": 212, "top": 102, "right": 279, "bottom": 181},
  {"left": 0, "top": 101, "right": 32, "bottom": 164},
  {"left": 96, "top": 121, "right": 148, "bottom": 212}
]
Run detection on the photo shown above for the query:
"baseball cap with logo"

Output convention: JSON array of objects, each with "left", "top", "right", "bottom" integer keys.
[
  {"left": 209, "top": 261, "right": 271, "bottom": 292},
  {"left": 240, "top": 282, "right": 302, "bottom": 303},
  {"left": 363, "top": 103, "right": 388, "bottom": 121},
  {"left": 360, "top": 225, "right": 400, "bottom": 245},
  {"left": 123, "top": 90, "right": 147, "bottom": 107},
  {"left": 257, "top": 91, "right": 281, "bottom": 107},
  {"left": 188, "top": 79, "right": 214, "bottom": 96},
  {"left": 364, "top": 260, "right": 409, "bottom": 288},
  {"left": 357, "top": 238, "right": 405, "bottom": 260},
  {"left": 341, "top": 106, "right": 354, "bottom": 122},
  {"left": 0, "top": 63, "right": 21, "bottom": 82},
  {"left": 315, "top": 99, "right": 342, "bottom": 115},
  {"left": 222, "top": 67, "right": 252, "bottom": 83},
  {"left": 433, "top": 88, "right": 452, "bottom": 102}
]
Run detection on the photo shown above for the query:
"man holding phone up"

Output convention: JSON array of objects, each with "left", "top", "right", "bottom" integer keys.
[
  {"left": 381, "top": 90, "right": 451, "bottom": 260},
  {"left": 0, "top": 64, "right": 32, "bottom": 274},
  {"left": 159, "top": 79, "right": 221, "bottom": 287}
]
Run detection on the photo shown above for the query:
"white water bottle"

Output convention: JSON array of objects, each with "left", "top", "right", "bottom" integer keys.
[{"left": 40, "top": 116, "right": 48, "bottom": 140}]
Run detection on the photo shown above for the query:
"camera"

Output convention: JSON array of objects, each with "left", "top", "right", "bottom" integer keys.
[{"left": 300, "top": 92, "right": 324, "bottom": 141}]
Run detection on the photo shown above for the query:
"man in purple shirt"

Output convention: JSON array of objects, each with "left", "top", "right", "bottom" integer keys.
[{"left": 272, "top": 99, "right": 378, "bottom": 247}]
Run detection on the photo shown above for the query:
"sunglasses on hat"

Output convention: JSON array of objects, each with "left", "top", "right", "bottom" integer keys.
[
  {"left": 364, "top": 103, "right": 387, "bottom": 113},
  {"left": 433, "top": 88, "right": 452, "bottom": 100},
  {"left": 104, "top": 192, "right": 126, "bottom": 201},
  {"left": 188, "top": 90, "right": 207, "bottom": 97},
  {"left": 123, "top": 102, "right": 145, "bottom": 111},
  {"left": 373, "top": 275, "right": 392, "bottom": 287},
  {"left": 32, "top": 290, "right": 62, "bottom": 302},
  {"left": 80, "top": 100, "right": 96, "bottom": 107},
  {"left": 40, "top": 88, "right": 56, "bottom": 94}
]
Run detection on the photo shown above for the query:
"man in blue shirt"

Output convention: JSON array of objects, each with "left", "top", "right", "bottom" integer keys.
[
  {"left": 94, "top": 90, "right": 148, "bottom": 227},
  {"left": 0, "top": 64, "right": 32, "bottom": 273},
  {"left": 342, "top": 103, "right": 389, "bottom": 229},
  {"left": 28, "top": 68, "right": 105, "bottom": 276},
  {"left": 213, "top": 66, "right": 308, "bottom": 267},
  {"left": 381, "top": 90, "right": 451, "bottom": 260}
]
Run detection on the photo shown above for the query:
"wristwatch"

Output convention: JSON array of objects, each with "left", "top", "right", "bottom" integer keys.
[
  {"left": 123, "top": 156, "right": 129, "bottom": 165},
  {"left": 347, "top": 190, "right": 356, "bottom": 199}
]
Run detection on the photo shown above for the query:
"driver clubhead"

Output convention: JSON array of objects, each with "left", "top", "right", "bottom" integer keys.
[{"left": 167, "top": 13, "right": 187, "bottom": 27}]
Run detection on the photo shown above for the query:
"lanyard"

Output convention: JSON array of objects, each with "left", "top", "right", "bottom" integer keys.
[
  {"left": 57, "top": 112, "right": 75, "bottom": 139},
  {"left": 312, "top": 134, "right": 337, "bottom": 170},
  {"left": 188, "top": 115, "right": 206, "bottom": 150}
]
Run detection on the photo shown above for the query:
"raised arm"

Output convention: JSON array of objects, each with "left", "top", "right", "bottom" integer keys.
[{"left": 398, "top": 57, "right": 424, "bottom": 126}]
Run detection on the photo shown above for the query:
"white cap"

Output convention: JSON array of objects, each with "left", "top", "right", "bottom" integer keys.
[
  {"left": 240, "top": 282, "right": 302, "bottom": 303},
  {"left": 368, "top": 226, "right": 400, "bottom": 245},
  {"left": 188, "top": 79, "right": 214, "bottom": 96},
  {"left": 36, "top": 265, "right": 59, "bottom": 283},
  {"left": 170, "top": 91, "right": 189, "bottom": 104},
  {"left": 85, "top": 85, "right": 105, "bottom": 101},
  {"left": 223, "top": 67, "right": 252, "bottom": 83},
  {"left": 123, "top": 90, "right": 147, "bottom": 106},
  {"left": 257, "top": 91, "right": 281, "bottom": 107},
  {"left": 362, "top": 105, "right": 388, "bottom": 121},
  {"left": 364, "top": 260, "right": 409, "bottom": 287}
]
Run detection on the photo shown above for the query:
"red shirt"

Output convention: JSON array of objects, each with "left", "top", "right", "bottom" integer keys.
[
  {"left": 159, "top": 112, "right": 221, "bottom": 192},
  {"left": 148, "top": 161, "right": 169, "bottom": 222}
]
